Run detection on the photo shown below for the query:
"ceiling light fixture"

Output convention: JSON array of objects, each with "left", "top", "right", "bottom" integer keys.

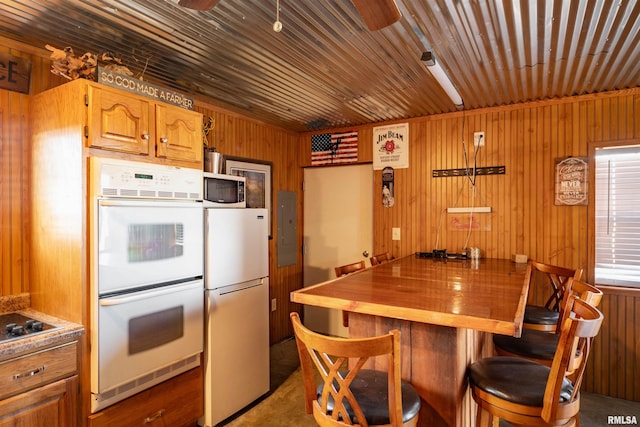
[{"left": 421, "top": 51, "right": 463, "bottom": 109}]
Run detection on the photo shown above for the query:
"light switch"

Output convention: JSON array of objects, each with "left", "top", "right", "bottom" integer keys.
[{"left": 392, "top": 227, "right": 401, "bottom": 240}]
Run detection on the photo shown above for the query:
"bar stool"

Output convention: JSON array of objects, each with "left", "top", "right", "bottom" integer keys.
[
  {"left": 335, "top": 260, "right": 366, "bottom": 327},
  {"left": 493, "top": 277, "right": 603, "bottom": 368},
  {"left": 523, "top": 261, "right": 583, "bottom": 332},
  {"left": 468, "top": 297, "right": 604, "bottom": 426},
  {"left": 335, "top": 260, "right": 366, "bottom": 277},
  {"left": 370, "top": 252, "right": 394, "bottom": 266},
  {"left": 290, "top": 312, "right": 421, "bottom": 427}
]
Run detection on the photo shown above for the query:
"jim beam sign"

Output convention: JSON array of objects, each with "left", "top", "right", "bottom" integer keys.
[
  {"left": 373, "top": 123, "right": 409, "bottom": 170},
  {"left": 97, "top": 66, "right": 194, "bottom": 110},
  {"left": 555, "top": 157, "right": 588, "bottom": 206},
  {"left": 0, "top": 53, "right": 31, "bottom": 94}
]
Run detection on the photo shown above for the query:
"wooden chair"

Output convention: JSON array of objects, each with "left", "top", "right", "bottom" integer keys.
[
  {"left": 370, "top": 252, "right": 394, "bottom": 266},
  {"left": 523, "top": 261, "right": 583, "bottom": 332},
  {"left": 468, "top": 297, "right": 604, "bottom": 427},
  {"left": 290, "top": 312, "right": 421, "bottom": 427},
  {"left": 494, "top": 277, "right": 603, "bottom": 368},
  {"left": 335, "top": 260, "right": 366, "bottom": 327},
  {"left": 335, "top": 260, "right": 367, "bottom": 277}
]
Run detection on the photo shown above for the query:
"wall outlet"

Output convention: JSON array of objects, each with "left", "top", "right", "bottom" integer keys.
[
  {"left": 392, "top": 227, "right": 401, "bottom": 240},
  {"left": 474, "top": 131, "right": 485, "bottom": 147},
  {"left": 271, "top": 298, "right": 277, "bottom": 312}
]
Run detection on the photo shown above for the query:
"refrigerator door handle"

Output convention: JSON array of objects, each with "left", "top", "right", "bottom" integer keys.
[{"left": 217, "top": 279, "right": 265, "bottom": 295}]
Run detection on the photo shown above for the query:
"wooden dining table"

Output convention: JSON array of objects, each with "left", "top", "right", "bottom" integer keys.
[{"left": 290, "top": 254, "right": 530, "bottom": 427}]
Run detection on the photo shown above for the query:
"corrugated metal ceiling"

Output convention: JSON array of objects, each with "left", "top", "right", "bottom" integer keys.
[{"left": 0, "top": 0, "right": 638, "bottom": 132}]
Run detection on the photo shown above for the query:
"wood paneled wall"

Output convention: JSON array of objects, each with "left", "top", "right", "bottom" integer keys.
[
  {"left": 301, "top": 88, "right": 640, "bottom": 401},
  {"left": 1, "top": 37, "right": 639, "bottom": 400},
  {"left": 194, "top": 103, "right": 304, "bottom": 344},
  {"left": 0, "top": 38, "right": 63, "bottom": 297}
]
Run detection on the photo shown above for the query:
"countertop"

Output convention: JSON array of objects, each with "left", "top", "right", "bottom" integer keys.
[
  {"left": 291, "top": 255, "right": 530, "bottom": 336},
  {"left": 0, "top": 295, "right": 85, "bottom": 362}
]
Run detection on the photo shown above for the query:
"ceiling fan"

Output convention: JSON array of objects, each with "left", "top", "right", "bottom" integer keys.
[{"left": 177, "top": 0, "right": 401, "bottom": 31}]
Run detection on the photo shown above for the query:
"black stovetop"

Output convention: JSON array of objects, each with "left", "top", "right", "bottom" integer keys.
[{"left": 0, "top": 312, "right": 57, "bottom": 343}]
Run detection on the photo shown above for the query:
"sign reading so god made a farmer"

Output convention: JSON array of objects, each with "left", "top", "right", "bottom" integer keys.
[{"left": 98, "top": 66, "right": 194, "bottom": 110}]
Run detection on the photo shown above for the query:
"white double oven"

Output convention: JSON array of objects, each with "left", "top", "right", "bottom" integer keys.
[{"left": 89, "top": 157, "right": 204, "bottom": 412}]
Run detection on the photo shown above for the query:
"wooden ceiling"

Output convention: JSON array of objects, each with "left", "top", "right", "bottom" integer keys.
[{"left": 1, "top": 0, "right": 639, "bottom": 132}]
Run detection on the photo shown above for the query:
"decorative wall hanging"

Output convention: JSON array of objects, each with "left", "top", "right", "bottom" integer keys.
[
  {"left": 373, "top": 123, "right": 409, "bottom": 170},
  {"left": 382, "top": 166, "right": 395, "bottom": 207},
  {"left": 555, "top": 157, "right": 588, "bottom": 206},
  {"left": 0, "top": 52, "right": 30, "bottom": 94},
  {"left": 310, "top": 131, "right": 358, "bottom": 166}
]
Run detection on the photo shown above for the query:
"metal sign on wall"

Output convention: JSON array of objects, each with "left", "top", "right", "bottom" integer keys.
[
  {"left": 555, "top": 156, "right": 588, "bottom": 206},
  {"left": 0, "top": 52, "right": 31, "bottom": 94},
  {"left": 373, "top": 123, "right": 409, "bottom": 170}
]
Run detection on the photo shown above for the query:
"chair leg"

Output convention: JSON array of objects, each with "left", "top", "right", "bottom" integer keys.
[{"left": 476, "top": 406, "right": 499, "bottom": 427}]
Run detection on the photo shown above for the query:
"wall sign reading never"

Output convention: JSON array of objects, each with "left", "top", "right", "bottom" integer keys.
[
  {"left": 555, "top": 157, "right": 588, "bottom": 206},
  {"left": 0, "top": 52, "right": 31, "bottom": 94}
]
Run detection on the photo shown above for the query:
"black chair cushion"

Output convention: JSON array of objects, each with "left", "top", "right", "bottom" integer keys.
[
  {"left": 318, "top": 369, "right": 421, "bottom": 425},
  {"left": 468, "top": 356, "right": 573, "bottom": 406},
  {"left": 524, "top": 304, "right": 559, "bottom": 325},
  {"left": 493, "top": 329, "right": 559, "bottom": 361}
]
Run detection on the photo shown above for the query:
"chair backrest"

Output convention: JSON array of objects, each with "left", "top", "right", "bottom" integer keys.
[
  {"left": 335, "top": 260, "right": 366, "bottom": 277},
  {"left": 554, "top": 277, "right": 603, "bottom": 334},
  {"left": 542, "top": 297, "right": 603, "bottom": 423},
  {"left": 527, "top": 261, "right": 583, "bottom": 311},
  {"left": 370, "top": 252, "right": 394, "bottom": 266},
  {"left": 290, "top": 312, "right": 404, "bottom": 427}
]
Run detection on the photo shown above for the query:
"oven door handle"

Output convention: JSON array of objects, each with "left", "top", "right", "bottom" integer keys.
[{"left": 99, "top": 282, "right": 202, "bottom": 306}]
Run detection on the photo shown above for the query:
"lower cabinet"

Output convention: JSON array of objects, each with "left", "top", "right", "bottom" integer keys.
[
  {"left": 87, "top": 365, "right": 203, "bottom": 427},
  {"left": 0, "top": 340, "right": 79, "bottom": 426},
  {"left": 0, "top": 375, "right": 78, "bottom": 427}
]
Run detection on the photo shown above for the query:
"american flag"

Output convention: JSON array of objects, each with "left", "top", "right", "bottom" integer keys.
[{"left": 311, "top": 131, "right": 358, "bottom": 166}]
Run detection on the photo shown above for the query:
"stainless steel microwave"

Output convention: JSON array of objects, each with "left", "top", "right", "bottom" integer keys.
[{"left": 203, "top": 173, "right": 246, "bottom": 207}]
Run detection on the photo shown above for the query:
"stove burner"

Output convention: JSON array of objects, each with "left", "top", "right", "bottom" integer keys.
[{"left": 0, "top": 313, "right": 57, "bottom": 343}]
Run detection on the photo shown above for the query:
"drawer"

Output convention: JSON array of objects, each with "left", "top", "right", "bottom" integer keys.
[
  {"left": 0, "top": 341, "right": 78, "bottom": 401},
  {"left": 88, "top": 365, "right": 203, "bottom": 427}
]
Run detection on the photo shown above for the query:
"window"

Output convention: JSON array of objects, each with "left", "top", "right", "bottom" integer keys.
[{"left": 594, "top": 145, "right": 640, "bottom": 287}]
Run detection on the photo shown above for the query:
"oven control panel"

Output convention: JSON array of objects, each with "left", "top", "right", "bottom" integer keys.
[{"left": 90, "top": 157, "right": 203, "bottom": 200}]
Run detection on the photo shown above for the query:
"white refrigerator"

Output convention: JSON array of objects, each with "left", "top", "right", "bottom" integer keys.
[{"left": 202, "top": 208, "right": 270, "bottom": 427}]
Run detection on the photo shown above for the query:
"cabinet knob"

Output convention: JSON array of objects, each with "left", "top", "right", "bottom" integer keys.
[
  {"left": 142, "top": 133, "right": 150, "bottom": 140},
  {"left": 160, "top": 137, "right": 168, "bottom": 144}
]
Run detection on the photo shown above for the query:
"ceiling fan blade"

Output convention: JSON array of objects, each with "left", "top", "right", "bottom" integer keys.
[
  {"left": 177, "top": 0, "right": 220, "bottom": 11},
  {"left": 350, "top": 0, "right": 402, "bottom": 31}
]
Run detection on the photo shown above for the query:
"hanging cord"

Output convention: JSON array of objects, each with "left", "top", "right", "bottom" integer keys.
[
  {"left": 433, "top": 110, "right": 482, "bottom": 251},
  {"left": 273, "top": 0, "right": 283, "bottom": 32}
]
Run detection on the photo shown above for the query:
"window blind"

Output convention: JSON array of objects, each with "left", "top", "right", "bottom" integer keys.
[{"left": 594, "top": 146, "right": 640, "bottom": 287}]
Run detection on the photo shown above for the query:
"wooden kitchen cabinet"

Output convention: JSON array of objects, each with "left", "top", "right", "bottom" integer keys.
[
  {"left": 0, "top": 342, "right": 79, "bottom": 426},
  {"left": 31, "top": 78, "right": 203, "bottom": 169},
  {"left": 0, "top": 376, "right": 78, "bottom": 427},
  {"left": 87, "top": 365, "right": 203, "bottom": 427},
  {"left": 87, "top": 84, "right": 203, "bottom": 165}
]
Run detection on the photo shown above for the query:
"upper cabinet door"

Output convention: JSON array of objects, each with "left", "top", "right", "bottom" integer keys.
[
  {"left": 155, "top": 103, "right": 202, "bottom": 164},
  {"left": 87, "top": 86, "right": 152, "bottom": 155}
]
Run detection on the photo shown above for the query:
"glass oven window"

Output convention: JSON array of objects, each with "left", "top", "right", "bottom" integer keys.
[
  {"left": 128, "top": 306, "right": 184, "bottom": 354},
  {"left": 128, "top": 223, "right": 184, "bottom": 262}
]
